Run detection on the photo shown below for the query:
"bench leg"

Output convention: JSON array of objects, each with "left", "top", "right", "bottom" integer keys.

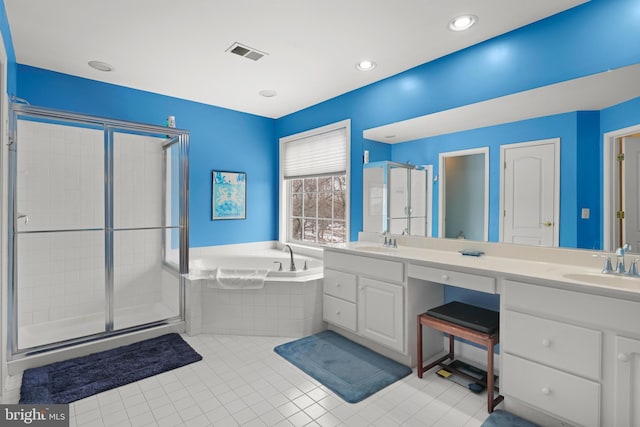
[
  {"left": 486, "top": 341, "right": 504, "bottom": 412},
  {"left": 487, "top": 341, "right": 494, "bottom": 412},
  {"left": 418, "top": 326, "right": 456, "bottom": 378},
  {"left": 417, "top": 315, "right": 423, "bottom": 378}
]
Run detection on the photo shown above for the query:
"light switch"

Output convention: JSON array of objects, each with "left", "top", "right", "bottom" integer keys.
[{"left": 581, "top": 208, "right": 590, "bottom": 219}]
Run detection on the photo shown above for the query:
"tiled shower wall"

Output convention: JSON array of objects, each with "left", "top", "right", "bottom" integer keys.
[
  {"left": 16, "top": 121, "right": 105, "bottom": 327},
  {"left": 16, "top": 120, "right": 178, "bottom": 336}
]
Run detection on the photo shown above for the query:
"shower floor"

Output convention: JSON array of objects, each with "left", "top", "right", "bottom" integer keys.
[{"left": 18, "top": 302, "right": 178, "bottom": 350}]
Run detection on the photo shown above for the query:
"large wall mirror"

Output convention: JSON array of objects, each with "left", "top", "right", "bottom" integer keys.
[{"left": 363, "top": 62, "right": 640, "bottom": 251}]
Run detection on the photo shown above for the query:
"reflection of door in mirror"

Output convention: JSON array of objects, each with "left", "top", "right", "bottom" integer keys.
[
  {"left": 439, "top": 148, "right": 488, "bottom": 241},
  {"left": 604, "top": 124, "right": 640, "bottom": 252},
  {"left": 620, "top": 135, "right": 640, "bottom": 253},
  {"left": 501, "top": 139, "right": 559, "bottom": 247}
]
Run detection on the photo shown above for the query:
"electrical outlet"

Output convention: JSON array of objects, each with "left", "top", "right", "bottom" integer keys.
[{"left": 581, "top": 208, "right": 590, "bottom": 219}]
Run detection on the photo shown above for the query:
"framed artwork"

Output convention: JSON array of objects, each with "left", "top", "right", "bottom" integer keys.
[{"left": 212, "top": 171, "right": 246, "bottom": 220}]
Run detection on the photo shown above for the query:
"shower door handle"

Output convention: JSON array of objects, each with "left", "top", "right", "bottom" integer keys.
[{"left": 17, "top": 212, "right": 29, "bottom": 225}]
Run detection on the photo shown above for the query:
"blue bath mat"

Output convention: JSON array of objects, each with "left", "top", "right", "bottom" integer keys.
[
  {"left": 274, "top": 330, "right": 411, "bottom": 403},
  {"left": 20, "top": 333, "right": 202, "bottom": 404},
  {"left": 481, "top": 409, "right": 538, "bottom": 427}
]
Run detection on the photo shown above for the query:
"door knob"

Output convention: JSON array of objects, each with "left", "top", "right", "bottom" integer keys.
[{"left": 541, "top": 221, "right": 553, "bottom": 227}]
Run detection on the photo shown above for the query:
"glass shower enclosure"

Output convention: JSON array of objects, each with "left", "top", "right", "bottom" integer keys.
[{"left": 7, "top": 104, "right": 189, "bottom": 358}]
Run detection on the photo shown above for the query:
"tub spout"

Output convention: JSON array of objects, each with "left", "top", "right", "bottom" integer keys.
[{"left": 283, "top": 245, "right": 297, "bottom": 271}]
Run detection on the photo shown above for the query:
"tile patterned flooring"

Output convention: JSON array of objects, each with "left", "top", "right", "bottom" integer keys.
[{"left": 5, "top": 334, "right": 494, "bottom": 426}]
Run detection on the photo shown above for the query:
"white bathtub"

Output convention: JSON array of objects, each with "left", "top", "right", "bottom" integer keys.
[
  {"left": 184, "top": 246, "right": 325, "bottom": 338},
  {"left": 187, "top": 249, "right": 323, "bottom": 280}
]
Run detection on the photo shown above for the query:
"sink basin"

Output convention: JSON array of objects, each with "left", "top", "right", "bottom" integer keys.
[
  {"left": 354, "top": 246, "right": 395, "bottom": 253},
  {"left": 563, "top": 272, "right": 639, "bottom": 286}
]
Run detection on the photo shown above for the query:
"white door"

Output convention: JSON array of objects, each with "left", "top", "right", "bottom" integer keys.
[
  {"left": 502, "top": 140, "right": 558, "bottom": 246},
  {"left": 358, "top": 277, "right": 404, "bottom": 352},
  {"left": 623, "top": 136, "right": 640, "bottom": 252},
  {"left": 615, "top": 336, "right": 640, "bottom": 427}
]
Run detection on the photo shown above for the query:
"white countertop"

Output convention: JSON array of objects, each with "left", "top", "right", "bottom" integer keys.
[{"left": 325, "top": 238, "right": 640, "bottom": 301}]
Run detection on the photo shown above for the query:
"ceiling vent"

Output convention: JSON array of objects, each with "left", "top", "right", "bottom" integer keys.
[{"left": 226, "top": 42, "right": 267, "bottom": 61}]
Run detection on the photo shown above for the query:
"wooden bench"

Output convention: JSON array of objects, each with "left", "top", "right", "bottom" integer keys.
[{"left": 417, "top": 303, "right": 504, "bottom": 413}]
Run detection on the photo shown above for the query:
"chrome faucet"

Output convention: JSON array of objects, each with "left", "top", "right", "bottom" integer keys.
[
  {"left": 593, "top": 254, "right": 613, "bottom": 274},
  {"left": 283, "top": 244, "right": 297, "bottom": 271},
  {"left": 381, "top": 231, "right": 398, "bottom": 248},
  {"left": 615, "top": 243, "right": 631, "bottom": 274},
  {"left": 626, "top": 258, "right": 639, "bottom": 277},
  {"left": 382, "top": 230, "right": 390, "bottom": 247}
]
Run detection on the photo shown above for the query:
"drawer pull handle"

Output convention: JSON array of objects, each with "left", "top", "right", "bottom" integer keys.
[
  {"left": 618, "top": 353, "right": 629, "bottom": 363},
  {"left": 442, "top": 274, "right": 450, "bottom": 281},
  {"left": 541, "top": 387, "right": 551, "bottom": 396},
  {"left": 541, "top": 339, "right": 551, "bottom": 347}
]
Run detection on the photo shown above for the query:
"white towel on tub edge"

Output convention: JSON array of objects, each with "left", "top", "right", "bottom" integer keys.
[{"left": 209, "top": 268, "right": 270, "bottom": 289}]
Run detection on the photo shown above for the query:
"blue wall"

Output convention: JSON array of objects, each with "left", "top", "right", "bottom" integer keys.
[
  {"left": 0, "top": 0, "right": 16, "bottom": 94},
  {"left": 15, "top": 65, "right": 278, "bottom": 247},
  {"left": 6, "top": 0, "right": 640, "bottom": 249}
]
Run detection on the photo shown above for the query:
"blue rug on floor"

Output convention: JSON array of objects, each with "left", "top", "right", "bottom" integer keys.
[
  {"left": 274, "top": 330, "right": 412, "bottom": 403},
  {"left": 20, "top": 333, "right": 202, "bottom": 404},
  {"left": 481, "top": 410, "right": 538, "bottom": 427}
]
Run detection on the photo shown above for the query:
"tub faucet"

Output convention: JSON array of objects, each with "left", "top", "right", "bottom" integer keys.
[{"left": 283, "top": 245, "right": 297, "bottom": 271}]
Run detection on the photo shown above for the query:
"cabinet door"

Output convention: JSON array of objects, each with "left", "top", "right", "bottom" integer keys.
[
  {"left": 358, "top": 277, "right": 404, "bottom": 352},
  {"left": 615, "top": 336, "right": 640, "bottom": 427}
]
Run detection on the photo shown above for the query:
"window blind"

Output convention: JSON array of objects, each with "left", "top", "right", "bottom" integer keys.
[{"left": 283, "top": 127, "right": 347, "bottom": 179}]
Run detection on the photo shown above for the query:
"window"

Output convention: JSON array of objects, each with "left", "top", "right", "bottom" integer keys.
[{"left": 280, "top": 120, "right": 350, "bottom": 246}]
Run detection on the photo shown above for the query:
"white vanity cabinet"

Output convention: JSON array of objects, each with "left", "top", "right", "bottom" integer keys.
[
  {"left": 502, "top": 279, "right": 640, "bottom": 427},
  {"left": 358, "top": 277, "right": 404, "bottom": 351},
  {"left": 323, "top": 249, "right": 406, "bottom": 353},
  {"left": 323, "top": 269, "right": 357, "bottom": 332},
  {"left": 615, "top": 336, "right": 640, "bottom": 427}
]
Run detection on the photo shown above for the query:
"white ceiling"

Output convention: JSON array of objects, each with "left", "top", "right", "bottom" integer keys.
[
  {"left": 5, "top": 0, "right": 588, "bottom": 119},
  {"left": 364, "top": 63, "right": 640, "bottom": 143}
]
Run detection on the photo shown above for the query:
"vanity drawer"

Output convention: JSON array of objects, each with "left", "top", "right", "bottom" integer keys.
[
  {"left": 323, "top": 295, "right": 356, "bottom": 332},
  {"left": 503, "top": 310, "right": 602, "bottom": 380},
  {"left": 503, "top": 279, "right": 640, "bottom": 334},
  {"left": 408, "top": 264, "right": 496, "bottom": 294},
  {"left": 324, "top": 250, "right": 404, "bottom": 284},
  {"left": 323, "top": 269, "right": 357, "bottom": 302},
  {"left": 503, "top": 354, "right": 600, "bottom": 427}
]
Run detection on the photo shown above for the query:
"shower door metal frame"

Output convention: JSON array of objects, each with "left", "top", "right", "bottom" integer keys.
[{"left": 7, "top": 103, "right": 190, "bottom": 359}]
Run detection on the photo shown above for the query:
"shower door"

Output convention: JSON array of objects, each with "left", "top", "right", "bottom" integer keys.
[
  {"left": 111, "top": 129, "right": 181, "bottom": 330},
  {"left": 9, "top": 105, "right": 188, "bottom": 357},
  {"left": 12, "top": 118, "right": 107, "bottom": 350}
]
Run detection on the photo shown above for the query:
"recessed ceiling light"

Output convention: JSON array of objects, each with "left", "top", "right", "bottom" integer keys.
[
  {"left": 259, "top": 89, "right": 277, "bottom": 98},
  {"left": 449, "top": 15, "right": 477, "bottom": 31},
  {"left": 356, "top": 60, "right": 376, "bottom": 71},
  {"left": 88, "top": 61, "right": 113, "bottom": 72}
]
